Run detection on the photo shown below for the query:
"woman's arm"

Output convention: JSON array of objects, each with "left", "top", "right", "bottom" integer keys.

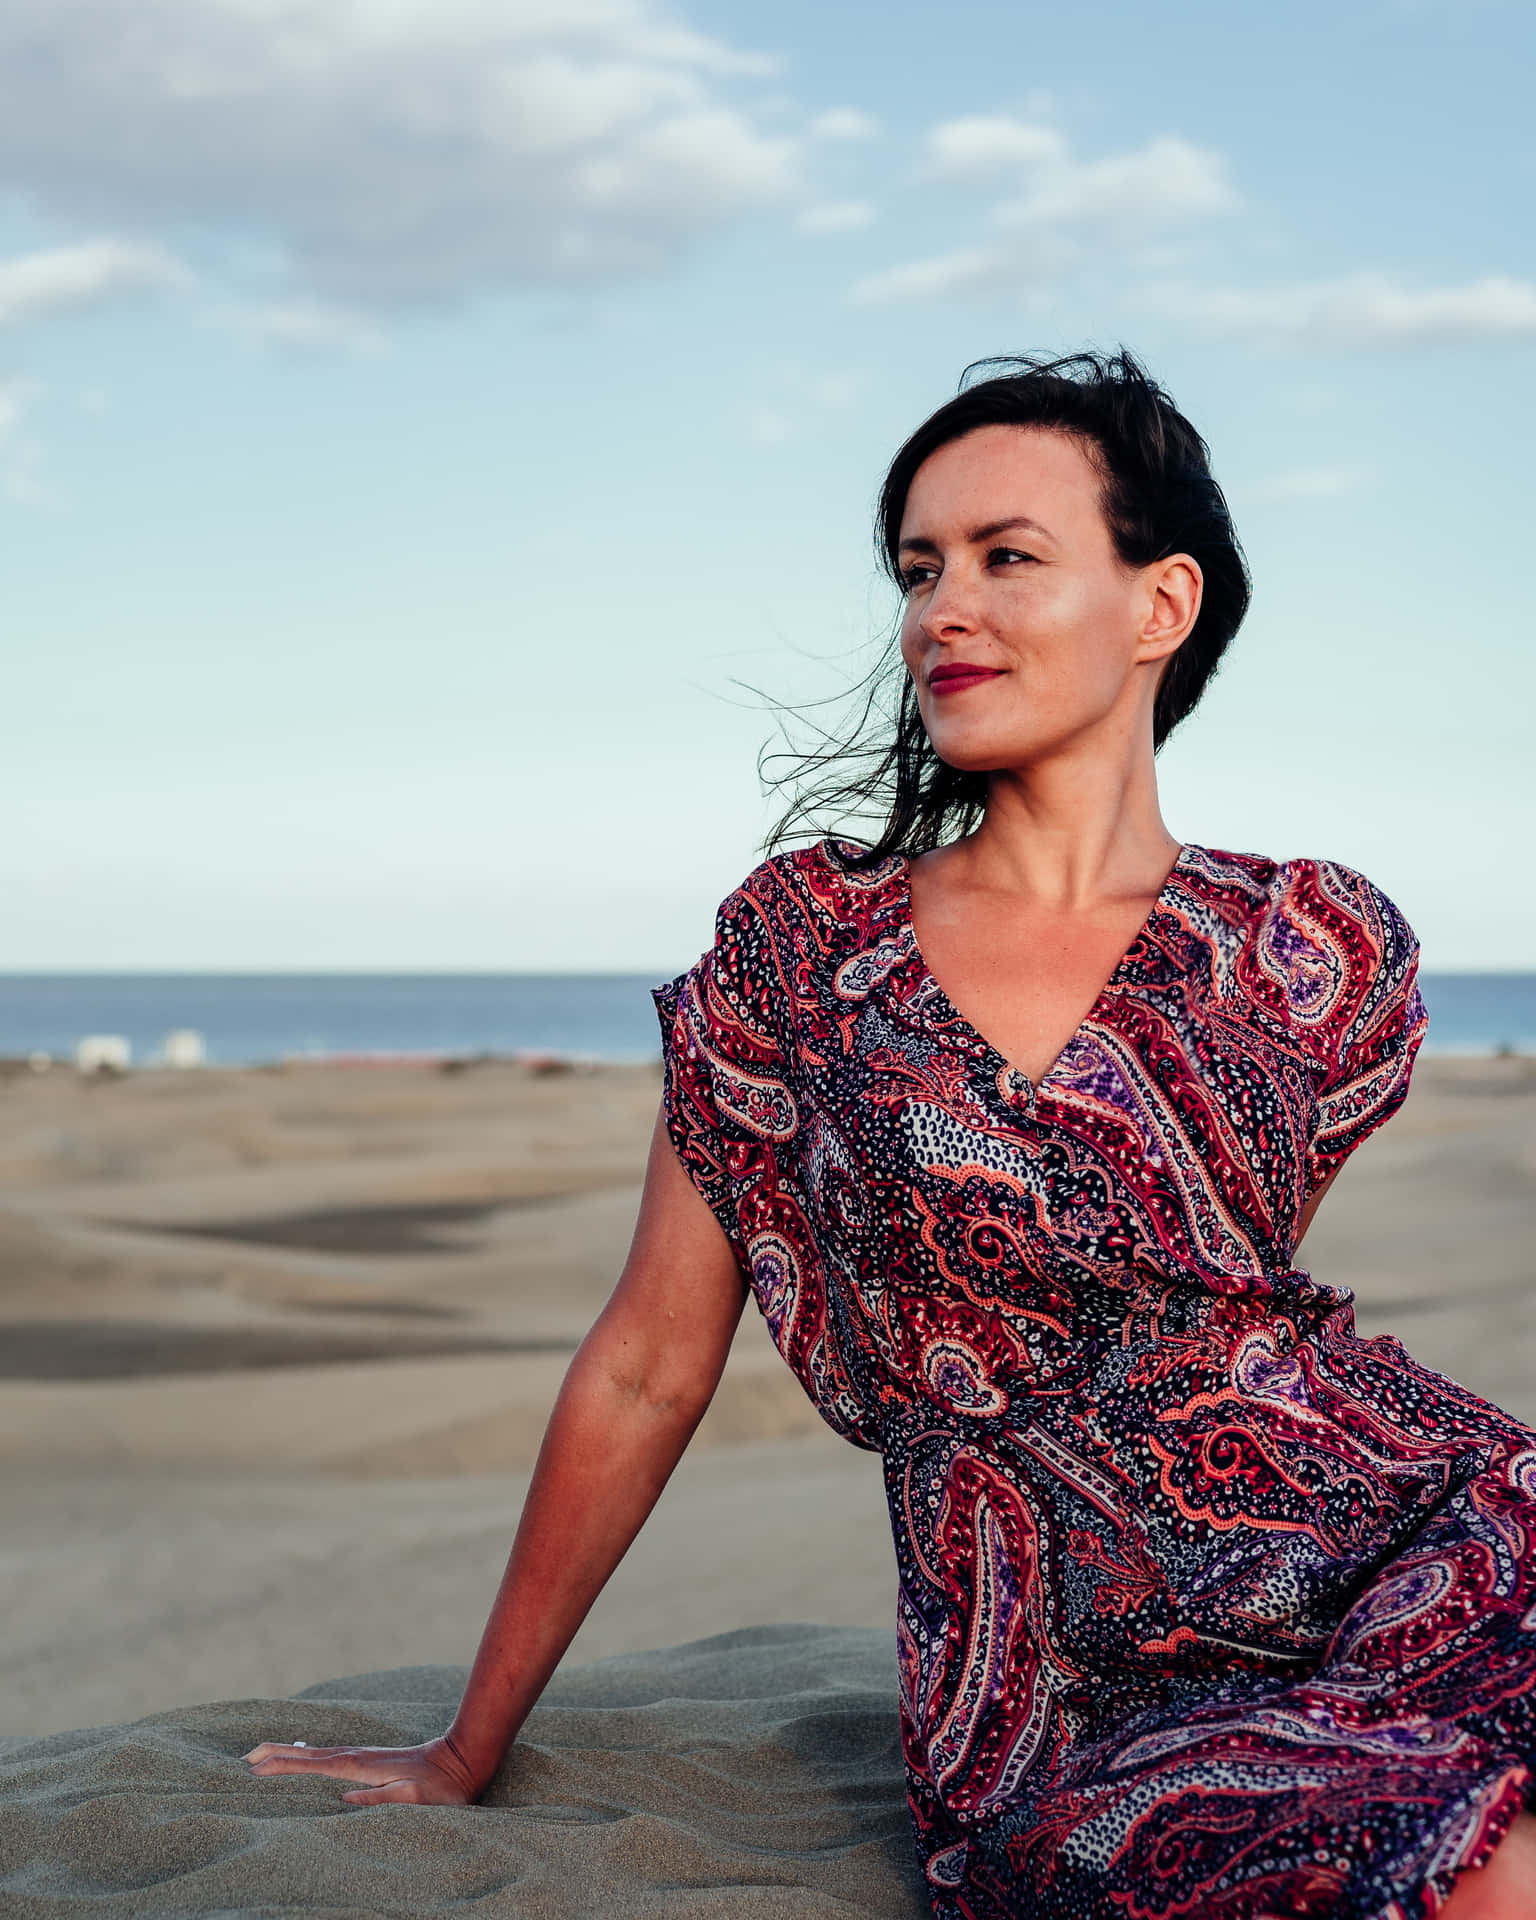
[
  {"left": 1293, "top": 1166, "right": 1341, "bottom": 1255},
  {"left": 245, "top": 1103, "right": 747, "bottom": 1804}
]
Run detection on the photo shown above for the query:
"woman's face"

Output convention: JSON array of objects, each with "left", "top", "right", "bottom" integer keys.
[{"left": 896, "top": 425, "right": 1199, "bottom": 774}]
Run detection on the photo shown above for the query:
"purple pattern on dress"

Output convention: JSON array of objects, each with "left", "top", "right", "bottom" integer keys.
[{"left": 654, "top": 840, "right": 1536, "bottom": 1919}]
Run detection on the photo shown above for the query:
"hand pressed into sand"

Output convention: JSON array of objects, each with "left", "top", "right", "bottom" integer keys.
[{"left": 242, "top": 1734, "right": 484, "bottom": 1805}]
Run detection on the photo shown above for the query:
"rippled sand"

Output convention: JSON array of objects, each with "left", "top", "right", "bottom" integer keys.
[{"left": 0, "top": 1625, "right": 928, "bottom": 1918}]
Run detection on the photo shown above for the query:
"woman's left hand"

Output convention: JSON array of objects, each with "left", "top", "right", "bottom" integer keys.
[{"left": 243, "top": 1733, "right": 483, "bottom": 1805}]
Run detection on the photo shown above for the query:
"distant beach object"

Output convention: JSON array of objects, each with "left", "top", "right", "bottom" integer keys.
[
  {"left": 27, "top": 1052, "right": 51, "bottom": 1075},
  {"left": 74, "top": 1035, "right": 131, "bottom": 1075},
  {"left": 161, "top": 1029, "right": 207, "bottom": 1069}
]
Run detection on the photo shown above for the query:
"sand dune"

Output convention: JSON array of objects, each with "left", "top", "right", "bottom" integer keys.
[
  {"left": 0, "top": 1334, "right": 825, "bottom": 1474},
  {"left": 0, "top": 1625, "right": 928, "bottom": 1919},
  {"left": 2, "top": 1433, "right": 897, "bottom": 1738}
]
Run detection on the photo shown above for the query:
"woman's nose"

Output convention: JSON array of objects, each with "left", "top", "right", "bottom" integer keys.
[{"left": 919, "top": 567, "right": 980, "bottom": 643}]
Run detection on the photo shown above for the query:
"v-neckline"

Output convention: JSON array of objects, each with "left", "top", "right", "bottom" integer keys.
[{"left": 895, "top": 843, "right": 1195, "bottom": 1097}]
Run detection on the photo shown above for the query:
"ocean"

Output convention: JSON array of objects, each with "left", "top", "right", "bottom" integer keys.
[{"left": 0, "top": 972, "right": 1533, "bottom": 1069}]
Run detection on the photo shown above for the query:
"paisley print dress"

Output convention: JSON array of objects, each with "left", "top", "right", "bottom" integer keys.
[{"left": 652, "top": 840, "right": 1536, "bottom": 1920}]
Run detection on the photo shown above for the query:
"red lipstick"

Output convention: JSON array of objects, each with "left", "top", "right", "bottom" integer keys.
[{"left": 928, "top": 662, "right": 1006, "bottom": 697}]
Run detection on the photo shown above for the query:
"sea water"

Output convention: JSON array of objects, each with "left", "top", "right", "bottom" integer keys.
[
  {"left": 0, "top": 974, "right": 665, "bottom": 1066},
  {"left": 0, "top": 972, "right": 1532, "bottom": 1069}
]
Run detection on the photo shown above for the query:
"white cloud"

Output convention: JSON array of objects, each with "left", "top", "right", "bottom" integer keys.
[
  {"left": 1155, "top": 273, "right": 1536, "bottom": 348},
  {"left": 230, "top": 300, "right": 385, "bottom": 354},
  {"left": 993, "top": 134, "right": 1236, "bottom": 232},
  {"left": 922, "top": 116, "right": 1066, "bottom": 182},
  {"left": 749, "top": 406, "right": 793, "bottom": 446},
  {"left": 0, "top": 0, "right": 800, "bottom": 306},
  {"left": 1250, "top": 464, "right": 1370, "bottom": 502},
  {"left": 851, "top": 247, "right": 1015, "bottom": 305},
  {"left": 808, "top": 107, "right": 880, "bottom": 141},
  {"left": 801, "top": 371, "right": 862, "bottom": 410},
  {"left": 0, "top": 240, "right": 187, "bottom": 328},
  {"left": 0, "top": 376, "right": 48, "bottom": 506},
  {"left": 0, "top": 378, "right": 26, "bottom": 438},
  {"left": 796, "top": 200, "right": 875, "bottom": 235},
  {"left": 745, "top": 365, "right": 863, "bottom": 446},
  {"left": 854, "top": 118, "right": 1237, "bottom": 305},
  {"left": 2, "top": 454, "right": 47, "bottom": 505}
]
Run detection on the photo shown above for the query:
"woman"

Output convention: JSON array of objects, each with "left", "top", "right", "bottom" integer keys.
[{"left": 248, "top": 353, "right": 1536, "bottom": 1918}]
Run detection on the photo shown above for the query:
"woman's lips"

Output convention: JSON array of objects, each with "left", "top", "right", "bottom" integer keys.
[{"left": 928, "top": 666, "right": 1006, "bottom": 696}]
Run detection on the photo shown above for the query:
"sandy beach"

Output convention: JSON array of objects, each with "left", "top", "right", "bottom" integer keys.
[{"left": 1, "top": 1050, "right": 1532, "bottom": 1912}]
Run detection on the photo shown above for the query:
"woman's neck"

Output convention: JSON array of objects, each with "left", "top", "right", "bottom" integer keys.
[{"left": 934, "top": 740, "right": 1179, "bottom": 911}]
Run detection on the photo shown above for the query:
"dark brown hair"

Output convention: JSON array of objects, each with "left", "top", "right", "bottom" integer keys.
[{"left": 766, "top": 348, "right": 1250, "bottom": 867}]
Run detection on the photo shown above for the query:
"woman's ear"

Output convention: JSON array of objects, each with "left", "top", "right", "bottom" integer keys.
[{"left": 1136, "top": 554, "right": 1203, "bottom": 662}]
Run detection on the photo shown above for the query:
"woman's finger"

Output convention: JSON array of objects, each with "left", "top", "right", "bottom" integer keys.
[
  {"left": 243, "top": 1742, "right": 345, "bottom": 1764},
  {"left": 342, "top": 1779, "right": 430, "bottom": 1806},
  {"left": 245, "top": 1747, "right": 406, "bottom": 1783},
  {"left": 243, "top": 1745, "right": 345, "bottom": 1774}
]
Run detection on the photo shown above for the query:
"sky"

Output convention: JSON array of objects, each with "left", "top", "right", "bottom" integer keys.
[{"left": 3, "top": 0, "right": 1533, "bottom": 973}]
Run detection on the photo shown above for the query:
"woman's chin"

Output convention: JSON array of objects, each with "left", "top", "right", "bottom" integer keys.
[
  {"left": 927, "top": 714, "right": 1115, "bottom": 775},
  {"left": 929, "top": 732, "right": 1039, "bottom": 777}
]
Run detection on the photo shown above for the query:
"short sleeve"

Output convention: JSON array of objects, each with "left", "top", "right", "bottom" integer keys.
[
  {"left": 1304, "top": 867, "right": 1429, "bottom": 1192},
  {"left": 651, "top": 884, "right": 799, "bottom": 1274},
  {"left": 651, "top": 857, "right": 883, "bottom": 1456}
]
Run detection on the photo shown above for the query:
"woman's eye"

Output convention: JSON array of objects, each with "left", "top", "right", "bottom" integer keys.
[
  {"left": 899, "top": 564, "right": 936, "bottom": 591},
  {"left": 988, "top": 547, "right": 1036, "bottom": 568}
]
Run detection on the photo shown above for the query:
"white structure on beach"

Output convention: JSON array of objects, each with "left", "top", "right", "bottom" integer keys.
[
  {"left": 161, "top": 1029, "right": 207, "bottom": 1069},
  {"left": 75, "top": 1035, "right": 131, "bottom": 1074}
]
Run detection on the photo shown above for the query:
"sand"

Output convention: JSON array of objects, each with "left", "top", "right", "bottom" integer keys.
[
  {"left": 0, "top": 1051, "right": 1532, "bottom": 1913},
  {"left": 0, "top": 1626, "right": 928, "bottom": 1917}
]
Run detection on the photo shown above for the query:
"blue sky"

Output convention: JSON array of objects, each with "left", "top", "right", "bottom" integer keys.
[{"left": 3, "top": 0, "right": 1533, "bottom": 971}]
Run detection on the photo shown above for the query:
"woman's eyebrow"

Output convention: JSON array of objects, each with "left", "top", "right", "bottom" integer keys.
[
  {"left": 970, "top": 515, "right": 1052, "bottom": 543},
  {"left": 898, "top": 515, "right": 1053, "bottom": 553}
]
